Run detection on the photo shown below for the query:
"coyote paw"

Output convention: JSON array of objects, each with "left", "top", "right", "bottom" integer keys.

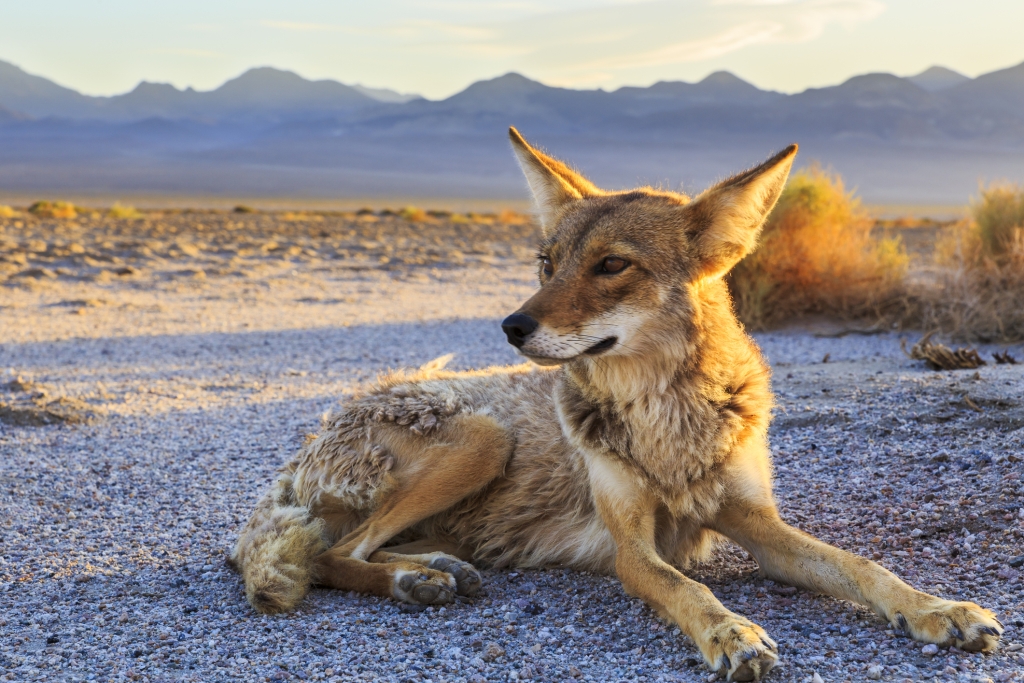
[
  {"left": 427, "top": 554, "right": 483, "bottom": 597},
  {"left": 891, "top": 598, "right": 1003, "bottom": 652},
  {"left": 392, "top": 565, "right": 456, "bottom": 605},
  {"left": 701, "top": 616, "right": 778, "bottom": 682}
]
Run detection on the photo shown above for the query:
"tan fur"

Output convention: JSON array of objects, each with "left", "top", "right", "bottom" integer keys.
[{"left": 231, "top": 129, "right": 1002, "bottom": 680}]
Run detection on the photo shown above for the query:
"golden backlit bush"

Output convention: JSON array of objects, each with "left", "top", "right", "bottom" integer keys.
[
  {"left": 107, "top": 202, "right": 142, "bottom": 219},
  {"left": 399, "top": 206, "right": 428, "bottom": 222},
  {"left": 28, "top": 200, "right": 77, "bottom": 219},
  {"left": 728, "top": 166, "right": 907, "bottom": 328},
  {"left": 914, "top": 184, "right": 1024, "bottom": 341}
]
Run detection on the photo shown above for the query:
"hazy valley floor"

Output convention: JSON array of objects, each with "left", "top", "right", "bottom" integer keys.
[{"left": 1, "top": 213, "right": 1023, "bottom": 683}]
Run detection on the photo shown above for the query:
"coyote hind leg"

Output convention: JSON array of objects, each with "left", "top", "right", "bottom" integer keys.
[
  {"left": 369, "top": 545, "right": 483, "bottom": 597},
  {"left": 314, "top": 413, "right": 510, "bottom": 604}
]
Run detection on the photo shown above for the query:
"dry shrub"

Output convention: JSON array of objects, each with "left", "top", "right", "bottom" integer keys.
[
  {"left": 0, "top": 205, "right": 16, "bottom": 218},
  {"left": 913, "top": 184, "right": 1024, "bottom": 341},
  {"left": 728, "top": 166, "right": 908, "bottom": 328},
  {"left": 28, "top": 200, "right": 77, "bottom": 219},
  {"left": 399, "top": 206, "right": 428, "bottom": 222},
  {"left": 497, "top": 208, "right": 529, "bottom": 224},
  {"left": 108, "top": 202, "right": 142, "bottom": 219}
]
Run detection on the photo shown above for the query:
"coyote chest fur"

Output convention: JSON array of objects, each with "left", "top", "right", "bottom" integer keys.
[{"left": 232, "top": 129, "right": 1002, "bottom": 682}]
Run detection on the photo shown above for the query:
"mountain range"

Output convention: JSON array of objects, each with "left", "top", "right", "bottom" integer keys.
[{"left": 1, "top": 59, "right": 1023, "bottom": 205}]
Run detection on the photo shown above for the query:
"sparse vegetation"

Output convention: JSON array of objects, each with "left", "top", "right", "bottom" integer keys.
[
  {"left": 399, "top": 206, "right": 428, "bottom": 222},
  {"left": 0, "top": 205, "right": 16, "bottom": 218},
  {"left": 911, "top": 184, "right": 1024, "bottom": 342},
  {"left": 497, "top": 208, "right": 528, "bottom": 224},
  {"left": 28, "top": 200, "right": 77, "bottom": 219},
  {"left": 108, "top": 202, "right": 142, "bottom": 219},
  {"left": 972, "top": 183, "right": 1024, "bottom": 256},
  {"left": 729, "top": 167, "right": 908, "bottom": 329},
  {"left": 233, "top": 205, "right": 256, "bottom": 213}
]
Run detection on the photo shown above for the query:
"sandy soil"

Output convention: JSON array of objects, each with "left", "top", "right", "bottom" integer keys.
[{"left": 1, "top": 212, "right": 1023, "bottom": 683}]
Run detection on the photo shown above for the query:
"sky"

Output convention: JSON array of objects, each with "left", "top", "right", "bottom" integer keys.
[{"left": 1, "top": 0, "right": 1023, "bottom": 99}]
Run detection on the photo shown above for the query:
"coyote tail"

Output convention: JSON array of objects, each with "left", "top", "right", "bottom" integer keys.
[{"left": 229, "top": 469, "right": 326, "bottom": 614}]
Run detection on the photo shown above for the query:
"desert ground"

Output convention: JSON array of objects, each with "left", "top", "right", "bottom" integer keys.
[{"left": 1, "top": 210, "right": 1023, "bottom": 683}]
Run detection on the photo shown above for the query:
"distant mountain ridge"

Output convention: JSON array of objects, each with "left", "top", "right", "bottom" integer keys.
[
  {"left": 1, "top": 58, "right": 1023, "bottom": 205},
  {"left": 908, "top": 66, "right": 970, "bottom": 92},
  {"left": 4, "top": 59, "right": 1022, "bottom": 126},
  {"left": 0, "top": 61, "right": 416, "bottom": 122}
]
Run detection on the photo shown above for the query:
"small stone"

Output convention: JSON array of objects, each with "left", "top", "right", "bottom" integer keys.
[
  {"left": 921, "top": 643, "right": 938, "bottom": 656},
  {"left": 568, "top": 666, "right": 582, "bottom": 678},
  {"left": 468, "top": 676, "right": 487, "bottom": 683},
  {"left": 910, "top": 528, "right": 923, "bottom": 538},
  {"left": 867, "top": 664, "right": 883, "bottom": 680},
  {"left": 812, "top": 673, "right": 824, "bottom": 683},
  {"left": 1009, "top": 555, "right": 1024, "bottom": 568},
  {"left": 482, "top": 642, "right": 505, "bottom": 662}
]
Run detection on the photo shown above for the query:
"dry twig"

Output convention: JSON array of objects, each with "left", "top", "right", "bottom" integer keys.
[
  {"left": 901, "top": 332, "right": 987, "bottom": 370},
  {"left": 993, "top": 350, "right": 1019, "bottom": 365}
]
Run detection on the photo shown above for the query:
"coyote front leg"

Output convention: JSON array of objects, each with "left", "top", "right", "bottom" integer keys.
[
  {"left": 587, "top": 455, "right": 777, "bottom": 682},
  {"left": 714, "top": 503, "right": 1004, "bottom": 652}
]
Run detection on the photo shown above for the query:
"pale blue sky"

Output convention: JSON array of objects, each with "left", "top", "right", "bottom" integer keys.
[{"left": 2, "top": 0, "right": 1022, "bottom": 98}]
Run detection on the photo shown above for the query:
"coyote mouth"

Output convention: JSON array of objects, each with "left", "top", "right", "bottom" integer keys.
[{"left": 584, "top": 337, "right": 617, "bottom": 355}]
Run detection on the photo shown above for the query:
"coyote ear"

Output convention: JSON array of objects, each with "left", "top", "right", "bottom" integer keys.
[
  {"left": 509, "top": 127, "right": 600, "bottom": 234},
  {"left": 685, "top": 144, "right": 797, "bottom": 280}
]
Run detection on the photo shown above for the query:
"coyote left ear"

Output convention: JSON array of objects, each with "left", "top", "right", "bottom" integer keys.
[
  {"left": 685, "top": 144, "right": 797, "bottom": 280},
  {"left": 509, "top": 127, "right": 600, "bottom": 235}
]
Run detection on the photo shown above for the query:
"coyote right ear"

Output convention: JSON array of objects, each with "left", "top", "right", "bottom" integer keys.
[
  {"left": 509, "top": 127, "right": 600, "bottom": 234},
  {"left": 685, "top": 144, "right": 797, "bottom": 280}
]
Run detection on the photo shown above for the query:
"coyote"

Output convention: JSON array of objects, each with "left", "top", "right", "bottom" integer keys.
[{"left": 231, "top": 129, "right": 1002, "bottom": 681}]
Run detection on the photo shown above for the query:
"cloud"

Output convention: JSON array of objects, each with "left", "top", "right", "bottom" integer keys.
[
  {"left": 349, "top": 0, "right": 886, "bottom": 81},
  {"left": 574, "top": 21, "right": 784, "bottom": 71}
]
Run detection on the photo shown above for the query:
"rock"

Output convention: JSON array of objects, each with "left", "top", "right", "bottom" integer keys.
[
  {"left": 812, "top": 673, "right": 825, "bottom": 683},
  {"left": 921, "top": 643, "right": 939, "bottom": 656},
  {"left": 482, "top": 642, "right": 505, "bottom": 662},
  {"left": 867, "top": 664, "right": 883, "bottom": 679},
  {"left": 1009, "top": 555, "right": 1024, "bottom": 568},
  {"left": 16, "top": 267, "right": 56, "bottom": 279},
  {"left": 910, "top": 528, "right": 923, "bottom": 538}
]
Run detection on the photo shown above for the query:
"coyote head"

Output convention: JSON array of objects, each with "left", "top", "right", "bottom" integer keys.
[{"left": 501, "top": 127, "right": 796, "bottom": 366}]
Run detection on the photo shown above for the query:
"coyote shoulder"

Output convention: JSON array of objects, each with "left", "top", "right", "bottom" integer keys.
[{"left": 231, "top": 129, "right": 1002, "bottom": 681}]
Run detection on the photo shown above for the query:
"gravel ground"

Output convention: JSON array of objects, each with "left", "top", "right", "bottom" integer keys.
[{"left": 2, "top": 212, "right": 1023, "bottom": 683}]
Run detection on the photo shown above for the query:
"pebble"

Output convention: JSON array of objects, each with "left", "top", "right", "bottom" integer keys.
[
  {"left": 922, "top": 643, "right": 939, "bottom": 656},
  {"left": 867, "top": 663, "right": 884, "bottom": 679},
  {"left": 482, "top": 641, "right": 506, "bottom": 662}
]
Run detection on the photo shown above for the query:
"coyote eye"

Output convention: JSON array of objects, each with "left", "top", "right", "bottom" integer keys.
[
  {"left": 541, "top": 257, "right": 553, "bottom": 276},
  {"left": 598, "top": 256, "right": 628, "bottom": 274}
]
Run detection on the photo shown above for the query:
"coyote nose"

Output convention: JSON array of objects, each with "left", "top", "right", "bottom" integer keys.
[{"left": 501, "top": 313, "right": 538, "bottom": 348}]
